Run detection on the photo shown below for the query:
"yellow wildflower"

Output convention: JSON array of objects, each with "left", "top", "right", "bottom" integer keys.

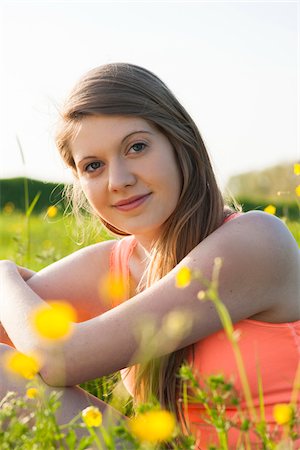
[
  {"left": 99, "top": 274, "right": 127, "bottom": 306},
  {"left": 273, "top": 403, "right": 293, "bottom": 425},
  {"left": 129, "top": 410, "right": 176, "bottom": 443},
  {"left": 264, "top": 205, "right": 276, "bottom": 215},
  {"left": 4, "top": 350, "right": 40, "bottom": 380},
  {"left": 46, "top": 205, "right": 58, "bottom": 218},
  {"left": 82, "top": 406, "right": 102, "bottom": 427},
  {"left": 295, "top": 185, "right": 300, "bottom": 197},
  {"left": 175, "top": 267, "right": 191, "bottom": 288},
  {"left": 3, "top": 202, "right": 15, "bottom": 215},
  {"left": 31, "top": 301, "right": 77, "bottom": 341},
  {"left": 294, "top": 163, "right": 300, "bottom": 175},
  {"left": 26, "top": 387, "right": 38, "bottom": 399}
]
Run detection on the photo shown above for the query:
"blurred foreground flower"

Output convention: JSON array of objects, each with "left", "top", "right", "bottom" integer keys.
[
  {"left": 46, "top": 205, "right": 58, "bottom": 218},
  {"left": 264, "top": 205, "right": 276, "bottom": 215},
  {"left": 295, "top": 185, "right": 300, "bottom": 197},
  {"left": 175, "top": 267, "right": 191, "bottom": 288},
  {"left": 294, "top": 163, "right": 300, "bottom": 175},
  {"left": 129, "top": 410, "right": 176, "bottom": 443},
  {"left": 82, "top": 406, "right": 103, "bottom": 427},
  {"left": 31, "top": 301, "right": 77, "bottom": 341},
  {"left": 3, "top": 202, "right": 15, "bottom": 215},
  {"left": 26, "top": 387, "right": 38, "bottom": 399},
  {"left": 162, "top": 310, "right": 192, "bottom": 339},
  {"left": 4, "top": 350, "right": 40, "bottom": 379},
  {"left": 273, "top": 403, "right": 293, "bottom": 425},
  {"left": 99, "top": 274, "right": 127, "bottom": 306}
]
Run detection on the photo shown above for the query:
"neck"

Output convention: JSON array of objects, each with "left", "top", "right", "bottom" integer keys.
[{"left": 133, "top": 235, "right": 153, "bottom": 255}]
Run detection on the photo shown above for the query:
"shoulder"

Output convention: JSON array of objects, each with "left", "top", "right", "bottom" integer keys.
[
  {"left": 221, "top": 210, "right": 298, "bottom": 260},
  {"left": 184, "top": 211, "right": 299, "bottom": 321},
  {"left": 71, "top": 237, "right": 117, "bottom": 262},
  {"left": 27, "top": 238, "right": 119, "bottom": 317},
  {"left": 216, "top": 211, "right": 299, "bottom": 279}
]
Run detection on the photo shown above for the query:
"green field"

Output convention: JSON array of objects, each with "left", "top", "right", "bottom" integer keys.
[
  {"left": 0, "top": 212, "right": 299, "bottom": 271},
  {"left": 0, "top": 212, "right": 113, "bottom": 270}
]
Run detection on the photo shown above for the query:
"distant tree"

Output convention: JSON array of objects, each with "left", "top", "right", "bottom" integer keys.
[{"left": 225, "top": 162, "right": 299, "bottom": 201}]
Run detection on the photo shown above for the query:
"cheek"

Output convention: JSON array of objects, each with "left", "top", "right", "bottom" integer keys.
[{"left": 79, "top": 179, "right": 102, "bottom": 208}]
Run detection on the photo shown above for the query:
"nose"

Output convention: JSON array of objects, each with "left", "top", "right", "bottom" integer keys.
[{"left": 108, "top": 158, "right": 136, "bottom": 191}]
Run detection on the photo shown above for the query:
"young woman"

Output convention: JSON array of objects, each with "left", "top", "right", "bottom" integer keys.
[{"left": 1, "top": 63, "right": 299, "bottom": 448}]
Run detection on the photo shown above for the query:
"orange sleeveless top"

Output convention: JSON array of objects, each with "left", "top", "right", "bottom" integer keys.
[{"left": 109, "top": 217, "right": 300, "bottom": 448}]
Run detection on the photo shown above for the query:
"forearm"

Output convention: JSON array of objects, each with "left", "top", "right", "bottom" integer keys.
[{"left": 0, "top": 264, "right": 47, "bottom": 354}]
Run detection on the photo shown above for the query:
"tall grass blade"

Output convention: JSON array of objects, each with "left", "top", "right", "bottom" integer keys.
[
  {"left": 256, "top": 361, "right": 265, "bottom": 423},
  {"left": 26, "top": 192, "right": 41, "bottom": 218},
  {"left": 16, "top": 135, "right": 29, "bottom": 212}
]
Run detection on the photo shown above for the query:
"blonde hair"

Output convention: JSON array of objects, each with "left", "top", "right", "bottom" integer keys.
[{"left": 55, "top": 63, "right": 231, "bottom": 423}]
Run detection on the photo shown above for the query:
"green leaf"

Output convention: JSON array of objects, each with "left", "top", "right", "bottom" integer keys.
[
  {"left": 76, "top": 436, "right": 94, "bottom": 450},
  {"left": 65, "top": 429, "right": 77, "bottom": 449}
]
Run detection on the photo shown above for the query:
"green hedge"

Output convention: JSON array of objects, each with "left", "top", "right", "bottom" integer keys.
[
  {"left": 0, "top": 178, "right": 65, "bottom": 213},
  {"left": 231, "top": 196, "right": 299, "bottom": 221}
]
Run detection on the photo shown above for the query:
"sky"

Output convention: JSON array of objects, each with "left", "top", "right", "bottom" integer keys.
[{"left": 0, "top": 0, "right": 298, "bottom": 190}]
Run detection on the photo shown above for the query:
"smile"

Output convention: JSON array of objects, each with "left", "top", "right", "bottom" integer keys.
[{"left": 113, "top": 193, "right": 152, "bottom": 211}]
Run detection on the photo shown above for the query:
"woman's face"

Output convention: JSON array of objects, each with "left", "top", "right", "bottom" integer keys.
[{"left": 71, "top": 115, "right": 182, "bottom": 247}]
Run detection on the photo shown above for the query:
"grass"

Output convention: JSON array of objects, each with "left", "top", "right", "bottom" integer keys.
[
  {"left": 0, "top": 212, "right": 112, "bottom": 270},
  {"left": 1, "top": 212, "right": 299, "bottom": 270}
]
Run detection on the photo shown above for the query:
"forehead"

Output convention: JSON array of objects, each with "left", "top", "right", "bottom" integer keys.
[{"left": 71, "top": 115, "right": 156, "bottom": 154}]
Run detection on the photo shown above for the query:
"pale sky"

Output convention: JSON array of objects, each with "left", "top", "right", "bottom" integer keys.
[{"left": 0, "top": 0, "right": 298, "bottom": 190}]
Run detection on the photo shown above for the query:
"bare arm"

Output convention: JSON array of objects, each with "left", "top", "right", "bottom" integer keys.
[
  {"left": 0, "top": 239, "right": 115, "bottom": 343},
  {"left": 26, "top": 239, "right": 116, "bottom": 320},
  {"left": 1, "top": 212, "right": 299, "bottom": 387}
]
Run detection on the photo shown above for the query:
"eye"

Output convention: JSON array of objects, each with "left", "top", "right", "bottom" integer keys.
[
  {"left": 128, "top": 142, "right": 146, "bottom": 154},
  {"left": 84, "top": 161, "right": 104, "bottom": 173}
]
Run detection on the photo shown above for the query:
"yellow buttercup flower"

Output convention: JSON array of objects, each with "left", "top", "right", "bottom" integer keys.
[
  {"left": 294, "top": 163, "right": 300, "bottom": 175},
  {"left": 99, "top": 274, "right": 127, "bottom": 306},
  {"left": 175, "top": 267, "right": 191, "bottom": 288},
  {"left": 129, "top": 410, "right": 176, "bottom": 443},
  {"left": 31, "top": 301, "right": 77, "bottom": 341},
  {"left": 46, "top": 205, "right": 58, "bottom": 218},
  {"left": 264, "top": 205, "right": 276, "bottom": 215},
  {"left": 295, "top": 185, "right": 300, "bottom": 197},
  {"left": 82, "top": 406, "right": 102, "bottom": 427},
  {"left": 26, "top": 387, "right": 38, "bottom": 399},
  {"left": 3, "top": 202, "right": 15, "bottom": 215},
  {"left": 273, "top": 403, "right": 293, "bottom": 425},
  {"left": 4, "top": 350, "right": 40, "bottom": 380}
]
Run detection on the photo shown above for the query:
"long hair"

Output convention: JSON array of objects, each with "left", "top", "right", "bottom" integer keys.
[{"left": 55, "top": 63, "right": 228, "bottom": 422}]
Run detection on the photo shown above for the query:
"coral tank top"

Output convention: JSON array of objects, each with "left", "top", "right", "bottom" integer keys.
[{"left": 109, "top": 215, "right": 300, "bottom": 448}]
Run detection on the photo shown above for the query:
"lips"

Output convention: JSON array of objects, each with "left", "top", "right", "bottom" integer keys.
[{"left": 113, "top": 193, "right": 152, "bottom": 211}]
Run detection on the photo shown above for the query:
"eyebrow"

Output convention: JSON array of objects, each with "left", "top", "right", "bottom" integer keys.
[
  {"left": 121, "top": 130, "right": 153, "bottom": 144},
  {"left": 77, "top": 130, "right": 154, "bottom": 163}
]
